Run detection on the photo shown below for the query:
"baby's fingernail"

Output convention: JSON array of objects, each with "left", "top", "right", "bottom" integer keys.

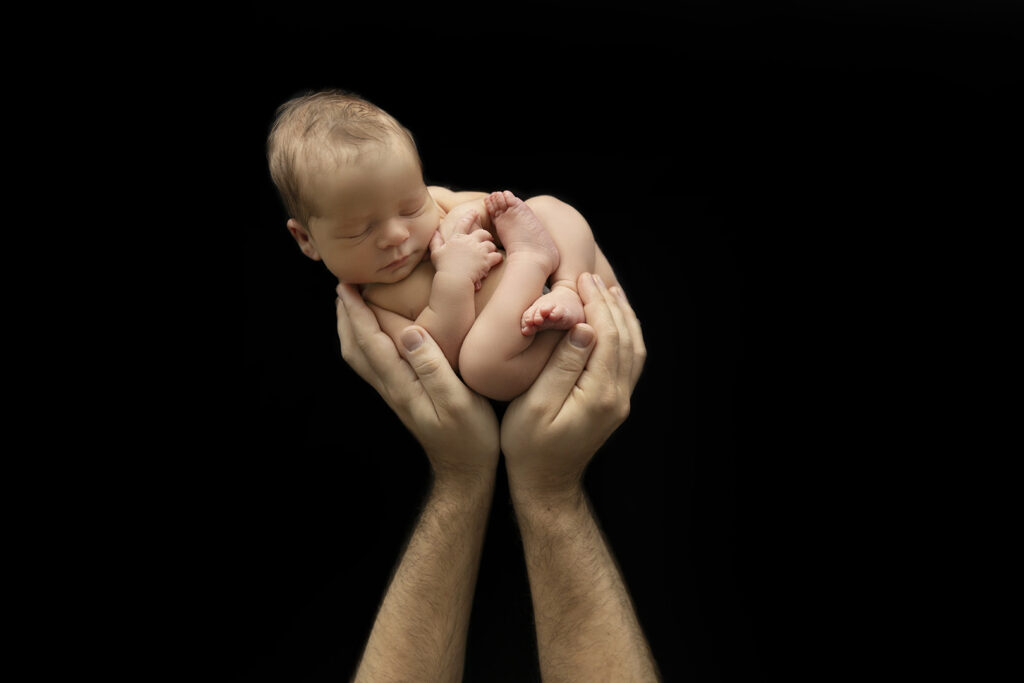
[{"left": 401, "top": 328, "right": 423, "bottom": 352}]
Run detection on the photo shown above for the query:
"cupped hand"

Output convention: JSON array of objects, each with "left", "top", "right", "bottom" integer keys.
[
  {"left": 501, "top": 273, "right": 646, "bottom": 500},
  {"left": 336, "top": 283, "right": 500, "bottom": 479}
]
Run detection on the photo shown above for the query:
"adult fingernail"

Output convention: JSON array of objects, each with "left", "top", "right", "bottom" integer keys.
[
  {"left": 594, "top": 274, "right": 606, "bottom": 289},
  {"left": 569, "top": 324, "right": 594, "bottom": 348},
  {"left": 401, "top": 328, "right": 424, "bottom": 352}
]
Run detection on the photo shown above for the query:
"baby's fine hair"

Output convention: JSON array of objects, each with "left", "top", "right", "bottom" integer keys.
[{"left": 267, "top": 89, "right": 420, "bottom": 227}]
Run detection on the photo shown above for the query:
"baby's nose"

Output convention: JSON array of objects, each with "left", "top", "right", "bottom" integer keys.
[{"left": 378, "top": 219, "right": 409, "bottom": 247}]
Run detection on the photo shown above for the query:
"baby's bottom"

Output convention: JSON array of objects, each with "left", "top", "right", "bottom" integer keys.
[{"left": 458, "top": 193, "right": 612, "bottom": 401}]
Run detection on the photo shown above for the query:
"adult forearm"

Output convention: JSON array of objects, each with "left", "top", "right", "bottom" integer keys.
[
  {"left": 354, "top": 471, "right": 495, "bottom": 683},
  {"left": 512, "top": 487, "right": 660, "bottom": 682}
]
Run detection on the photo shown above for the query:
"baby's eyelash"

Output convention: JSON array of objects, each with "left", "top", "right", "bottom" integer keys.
[{"left": 345, "top": 226, "right": 371, "bottom": 239}]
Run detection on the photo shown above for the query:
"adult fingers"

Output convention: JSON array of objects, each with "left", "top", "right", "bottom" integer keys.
[
  {"left": 594, "top": 276, "right": 634, "bottom": 386},
  {"left": 611, "top": 285, "right": 646, "bottom": 389},
  {"left": 515, "top": 323, "right": 597, "bottom": 421},
  {"left": 336, "top": 283, "right": 413, "bottom": 394},
  {"left": 576, "top": 273, "right": 620, "bottom": 394},
  {"left": 396, "top": 325, "right": 464, "bottom": 413},
  {"left": 336, "top": 286, "right": 374, "bottom": 384}
]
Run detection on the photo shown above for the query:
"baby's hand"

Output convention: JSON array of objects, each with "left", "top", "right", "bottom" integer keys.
[
  {"left": 430, "top": 210, "right": 504, "bottom": 290},
  {"left": 438, "top": 199, "right": 492, "bottom": 241}
]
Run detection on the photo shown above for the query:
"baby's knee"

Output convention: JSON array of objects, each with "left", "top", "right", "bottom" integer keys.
[
  {"left": 458, "top": 343, "right": 528, "bottom": 402},
  {"left": 526, "top": 195, "right": 594, "bottom": 240},
  {"left": 526, "top": 194, "right": 574, "bottom": 219}
]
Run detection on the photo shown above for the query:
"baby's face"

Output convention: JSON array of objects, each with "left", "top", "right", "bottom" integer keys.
[{"left": 304, "top": 143, "right": 440, "bottom": 284}]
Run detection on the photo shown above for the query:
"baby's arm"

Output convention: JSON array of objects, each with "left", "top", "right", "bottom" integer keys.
[
  {"left": 429, "top": 187, "right": 488, "bottom": 215},
  {"left": 416, "top": 211, "right": 503, "bottom": 368},
  {"left": 430, "top": 187, "right": 496, "bottom": 239}
]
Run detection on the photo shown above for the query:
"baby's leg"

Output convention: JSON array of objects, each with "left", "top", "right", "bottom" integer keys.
[
  {"left": 458, "top": 192, "right": 560, "bottom": 399},
  {"left": 520, "top": 195, "right": 597, "bottom": 335},
  {"left": 460, "top": 329, "right": 562, "bottom": 401},
  {"left": 458, "top": 192, "right": 601, "bottom": 400}
]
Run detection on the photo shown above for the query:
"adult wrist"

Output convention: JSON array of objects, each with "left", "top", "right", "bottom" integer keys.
[
  {"left": 431, "top": 458, "right": 499, "bottom": 496},
  {"left": 507, "top": 472, "right": 586, "bottom": 517}
]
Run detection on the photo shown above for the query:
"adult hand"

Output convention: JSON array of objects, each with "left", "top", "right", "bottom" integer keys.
[
  {"left": 336, "top": 283, "right": 500, "bottom": 479},
  {"left": 501, "top": 273, "right": 646, "bottom": 499}
]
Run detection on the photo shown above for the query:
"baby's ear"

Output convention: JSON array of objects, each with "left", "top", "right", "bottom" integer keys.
[{"left": 286, "top": 218, "right": 322, "bottom": 261}]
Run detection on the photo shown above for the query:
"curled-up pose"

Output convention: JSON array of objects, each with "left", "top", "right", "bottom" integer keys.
[{"left": 268, "top": 89, "right": 617, "bottom": 399}]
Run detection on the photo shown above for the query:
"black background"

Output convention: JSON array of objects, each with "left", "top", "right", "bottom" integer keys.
[{"left": 206, "top": 3, "right": 1018, "bottom": 681}]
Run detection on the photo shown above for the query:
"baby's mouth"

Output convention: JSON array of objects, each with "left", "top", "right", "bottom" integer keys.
[{"left": 382, "top": 253, "right": 411, "bottom": 271}]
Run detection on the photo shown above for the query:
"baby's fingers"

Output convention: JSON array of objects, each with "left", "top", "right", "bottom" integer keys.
[
  {"left": 454, "top": 210, "right": 479, "bottom": 235},
  {"left": 429, "top": 230, "right": 444, "bottom": 252}
]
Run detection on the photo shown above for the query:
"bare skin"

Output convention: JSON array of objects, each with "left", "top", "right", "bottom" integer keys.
[
  {"left": 457, "top": 191, "right": 597, "bottom": 400},
  {"left": 484, "top": 190, "right": 585, "bottom": 335},
  {"left": 502, "top": 274, "right": 658, "bottom": 681},
  {"left": 337, "top": 273, "right": 655, "bottom": 681}
]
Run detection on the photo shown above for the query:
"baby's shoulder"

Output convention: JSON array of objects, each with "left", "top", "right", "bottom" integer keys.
[{"left": 362, "top": 260, "right": 434, "bottom": 320}]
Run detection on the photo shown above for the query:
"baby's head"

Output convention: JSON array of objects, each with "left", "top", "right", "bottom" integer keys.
[{"left": 267, "top": 90, "right": 441, "bottom": 284}]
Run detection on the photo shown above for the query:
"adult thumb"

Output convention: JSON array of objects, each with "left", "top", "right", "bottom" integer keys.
[
  {"left": 521, "top": 323, "right": 596, "bottom": 406},
  {"left": 398, "top": 325, "right": 458, "bottom": 402}
]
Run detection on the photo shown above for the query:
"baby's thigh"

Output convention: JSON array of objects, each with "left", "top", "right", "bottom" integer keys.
[
  {"left": 524, "top": 195, "right": 593, "bottom": 240},
  {"left": 525, "top": 195, "right": 607, "bottom": 282},
  {"left": 460, "top": 317, "right": 563, "bottom": 401}
]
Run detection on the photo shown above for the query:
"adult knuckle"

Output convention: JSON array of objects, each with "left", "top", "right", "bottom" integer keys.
[
  {"left": 523, "top": 397, "right": 549, "bottom": 421},
  {"left": 616, "top": 397, "right": 631, "bottom": 422},
  {"left": 415, "top": 354, "right": 445, "bottom": 378},
  {"left": 552, "top": 351, "right": 584, "bottom": 376},
  {"left": 594, "top": 386, "right": 618, "bottom": 414},
  {"left": 339, "top": 343, "right": 356, "bottom": 364},
  {"left": 389, "top": 387, "right": 412, "bottom": 410}
]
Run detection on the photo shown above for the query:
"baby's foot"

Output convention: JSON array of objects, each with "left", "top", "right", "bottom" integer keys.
[
  {"left": 484, "top": 191, "right": 560, "bottom": 275},
  {"left": 521, "top": 283, "right": 585, "bottom": 336}
]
